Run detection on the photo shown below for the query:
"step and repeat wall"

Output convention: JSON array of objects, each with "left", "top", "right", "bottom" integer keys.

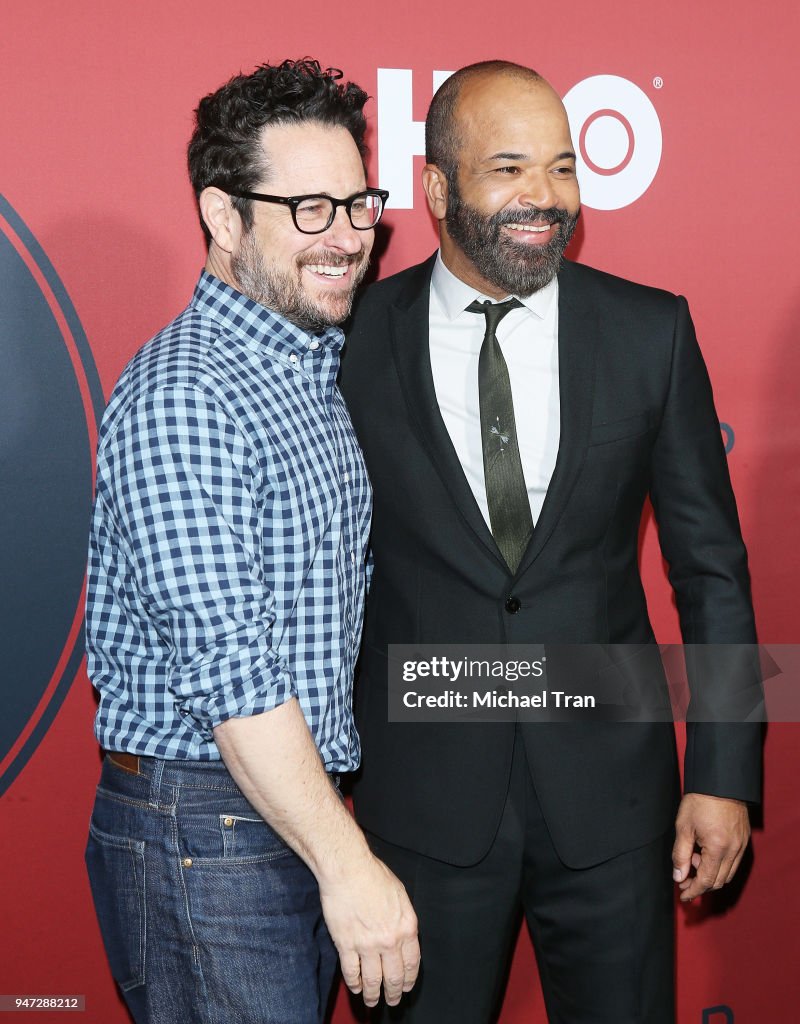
[{"left": 1, "top": 2, "right": 797, "bottom": 1020}]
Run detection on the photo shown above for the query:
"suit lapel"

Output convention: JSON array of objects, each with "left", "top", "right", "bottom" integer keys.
[
  {"left": 389, "top": 256, "right": 505, "bottom": 565},
  {"left": 516, "top": 260, "right": 598, "bottom": 574}
]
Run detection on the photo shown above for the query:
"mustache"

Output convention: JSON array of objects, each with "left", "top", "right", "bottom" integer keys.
[
  {"left": 492, "top": 207, "right": 575, "bottom": 228},
  {"left": 297, "top": 249, "right": 365, "bottom": 268}
]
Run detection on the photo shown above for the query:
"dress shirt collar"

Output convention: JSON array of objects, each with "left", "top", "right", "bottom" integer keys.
[
  {"left": 191, "top": 269, "right": 345, "bottom": 358},
  {"left": 431, "top": 250, "right": 558, "bottom": 322}
]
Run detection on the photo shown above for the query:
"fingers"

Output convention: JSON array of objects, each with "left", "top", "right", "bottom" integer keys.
[
  {"left": 710, "top": 830, "right": 749, "bottom": 891},
  {"left": 359, "top": 953, "right": 384, "bottom": 1007},
  {"left": 401, "top": 936, "right": 422, "bottom": 992},
  {"left": 679, "top": 845, "right": 725, "bottom": 901},
  {"left": 339, "top": 950, "right": 362, "bottom": 995},
  {"left": 671, "top": 823, "right": 696, "bottom": 884},
  {"left": 677, "top": 851, "right": 700, "bottom": 893},
  {"left": 361, "top": 930, "right": 421, "bottom": 1006},
  {"left": 724, "top": 844, "right": 747, "bottom": 885},
  {"left": 678, "top": 837, "right": 749, "bottom": 901},
  {"left": 379, "top": 949, "right": 410, "bottom": 1007},
  {"left": 339, "top": 939, "right": 421, "bottom": 1007}
]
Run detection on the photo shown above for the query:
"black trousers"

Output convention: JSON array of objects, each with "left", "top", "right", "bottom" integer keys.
[{"left": 368, "top": 730, "right": 674, "bottom": 1024}]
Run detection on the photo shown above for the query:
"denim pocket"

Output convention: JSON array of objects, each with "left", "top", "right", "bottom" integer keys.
[
  {"left": 176, "top": 791, "right": 294, "bottom": 864},
  {"left": 219, "top": 813, "right": 283, "bottom": 858},
  {"left": 85, "top": 824, "right": 146, "bottom": 991}
]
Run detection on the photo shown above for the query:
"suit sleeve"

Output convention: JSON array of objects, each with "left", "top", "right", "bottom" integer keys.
[{"left": 648, "top": 296, "right": 762, "bottom": 803}]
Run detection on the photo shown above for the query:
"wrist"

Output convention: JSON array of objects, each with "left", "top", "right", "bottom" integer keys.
[{"left": 310, "top": 814, "right": 375, "bottom": 887}]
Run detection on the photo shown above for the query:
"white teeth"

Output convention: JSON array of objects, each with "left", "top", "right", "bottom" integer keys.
[
  {"left": 507, "top": 224, "right": 551, "bottom": 233},
  {"left": 306, "top": 264, "right": 347, "bottom": 277}
]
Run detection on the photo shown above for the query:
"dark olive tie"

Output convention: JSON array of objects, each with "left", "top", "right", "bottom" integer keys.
[{"left": 467, "top": 297, "right": 533, "bottom": 573}]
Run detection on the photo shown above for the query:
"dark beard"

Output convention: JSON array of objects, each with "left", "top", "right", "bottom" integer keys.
[
  {"left": 231, "top": 233, "right": 368, "bottom": 332},
  {"left": 444, "top": 178, "right": 579, "bottom": 297}
]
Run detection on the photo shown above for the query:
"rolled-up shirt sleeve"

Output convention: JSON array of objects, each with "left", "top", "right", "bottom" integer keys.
[{"left": 96, "top": 384, "right": 296, "bottom": 735}]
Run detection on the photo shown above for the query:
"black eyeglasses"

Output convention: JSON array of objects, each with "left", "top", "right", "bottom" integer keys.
[{"left": 224, "top": 187, "right": 390, "bottom": 234}]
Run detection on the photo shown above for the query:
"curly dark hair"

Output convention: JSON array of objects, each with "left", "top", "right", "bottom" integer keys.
[
  {"left": 188, "top": 58, "right": 369, "bottom": 243},
  {"left": 425, "top": 60, "right": 541, "bottom": 183}
]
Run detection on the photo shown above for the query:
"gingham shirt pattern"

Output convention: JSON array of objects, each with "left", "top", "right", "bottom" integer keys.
[{"left": 86, "top": 271, "right": 371, "bottom": 771}]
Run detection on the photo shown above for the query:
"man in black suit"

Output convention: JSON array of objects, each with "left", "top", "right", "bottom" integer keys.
[{"left": 340, "top": 61, "right": 759, "bottom": 1023}]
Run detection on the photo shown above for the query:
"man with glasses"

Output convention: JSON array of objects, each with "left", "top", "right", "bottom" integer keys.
[{"left": 85, "top": 59, "right": 418, "bottom": 1024}]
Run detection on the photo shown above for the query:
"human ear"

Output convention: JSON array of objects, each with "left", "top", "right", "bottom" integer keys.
[
  {"left": 422, "top": 164, "right": 449, "bottom": 221},
  {"left": 199, "top": 187, "right": 240, "bottom": 253}
]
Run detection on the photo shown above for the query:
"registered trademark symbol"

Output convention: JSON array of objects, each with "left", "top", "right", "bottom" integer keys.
[{"left": 653, "top": 76, "right": 664, "bottom": 89}]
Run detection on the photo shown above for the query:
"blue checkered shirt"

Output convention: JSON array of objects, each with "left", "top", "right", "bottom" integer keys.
[{"left": 86, "top": 271, "right": 371, "bottom": 771}]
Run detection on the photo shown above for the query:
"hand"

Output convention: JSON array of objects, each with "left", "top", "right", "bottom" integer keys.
[
  {"left": 672, "top": 793, "right": 750, "bottom": 902},
  {"left": 318, "top": 854, "right": 420, "bottom": 1007}
]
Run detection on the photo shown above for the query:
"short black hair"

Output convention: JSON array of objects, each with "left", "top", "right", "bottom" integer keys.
[
  {"left": 425, "top": 60, "right": 542, "bottom": 181},
  {"left": 188, "top": 58, "right": 369, "bottom": 243}
]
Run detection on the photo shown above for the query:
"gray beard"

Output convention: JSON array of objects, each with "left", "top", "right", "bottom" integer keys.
[
  {"left": 231, "top": 232, "right": 367, "bottom": 332},
  {"left": 445, "top": 181, "right": 579, "bottom": 297}
]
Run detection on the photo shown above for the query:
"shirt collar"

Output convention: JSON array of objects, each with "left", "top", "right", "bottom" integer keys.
[
  {"left": 191, "top": 269, "right": 345, "bottom": 357},
  {"left": 431, "top": 251, "right": 558, "bottom": 322}
]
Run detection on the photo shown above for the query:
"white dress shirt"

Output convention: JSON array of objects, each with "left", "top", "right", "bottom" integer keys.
[{"left": 429, "top": 252, "right": 560, "bottom": 527}]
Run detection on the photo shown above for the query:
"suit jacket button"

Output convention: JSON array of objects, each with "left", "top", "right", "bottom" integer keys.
[{"left": 505, "top": 596, "right": 521, "bottom": 614}]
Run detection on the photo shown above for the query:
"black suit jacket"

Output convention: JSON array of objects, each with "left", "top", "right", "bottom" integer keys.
[{"left": 340, "top": 255, "right": 760, "bottom": 869}]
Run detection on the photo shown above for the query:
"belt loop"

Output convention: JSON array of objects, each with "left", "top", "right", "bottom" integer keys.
[{"left": 148, "top": 758, "right": 166, "bottom": 808}]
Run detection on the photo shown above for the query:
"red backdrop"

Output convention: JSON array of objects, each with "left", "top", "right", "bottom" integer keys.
[{"left": 1, "top": 1, "right": 798, "bottom": 1020}]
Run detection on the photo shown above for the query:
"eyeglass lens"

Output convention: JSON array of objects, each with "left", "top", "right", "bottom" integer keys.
[{"left": 295, "top": 193, "right": 383, "bottom": 232}]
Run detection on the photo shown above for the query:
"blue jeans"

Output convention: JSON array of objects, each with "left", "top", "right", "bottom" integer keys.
[{"left": 85, "top": 755, "right": 337, "bottom": 1024}]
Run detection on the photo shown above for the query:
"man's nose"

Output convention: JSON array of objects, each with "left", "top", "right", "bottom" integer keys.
[
  {"left": 322, "top": 204, "right": 363, "bottom": 254},
  {"left": 517, "top": 172, "right": 558, "bottom": 211}
]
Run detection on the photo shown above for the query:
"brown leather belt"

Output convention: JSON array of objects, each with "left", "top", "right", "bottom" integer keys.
[
  {"left": 105, "top": 751, "right": 142, "bottom": 775},
  {"left": 105, "top": 750, "right": 340, "bottom": 788}
]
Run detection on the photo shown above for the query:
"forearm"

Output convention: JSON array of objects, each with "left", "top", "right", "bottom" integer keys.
[
  {"left": 213, "top": 698, "right": 372, "bottom": 885},
  {"left": 214, "top": 698, "right": 420, "bottom": 1006}
]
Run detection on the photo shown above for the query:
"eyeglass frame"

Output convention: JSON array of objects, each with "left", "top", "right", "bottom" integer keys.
[{"left": 222, "top": 187, "right": 390, "bottom": 234}]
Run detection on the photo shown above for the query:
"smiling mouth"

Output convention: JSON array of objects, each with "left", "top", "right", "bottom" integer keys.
[
  {"left": 505, "top": 223, "right": 557, "bottom": 234},
  {"left": 304, "top": 263, "right": 350, "bottom": 277}
]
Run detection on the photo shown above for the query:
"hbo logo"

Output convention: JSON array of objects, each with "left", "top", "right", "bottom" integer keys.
[{"left": 377, "top": 70, "right": 662, "bottom": 211}]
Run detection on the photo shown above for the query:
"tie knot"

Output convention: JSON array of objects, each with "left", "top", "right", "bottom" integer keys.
[{"left": 466, "top": 297, "right": 523, "bottom": 333}]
